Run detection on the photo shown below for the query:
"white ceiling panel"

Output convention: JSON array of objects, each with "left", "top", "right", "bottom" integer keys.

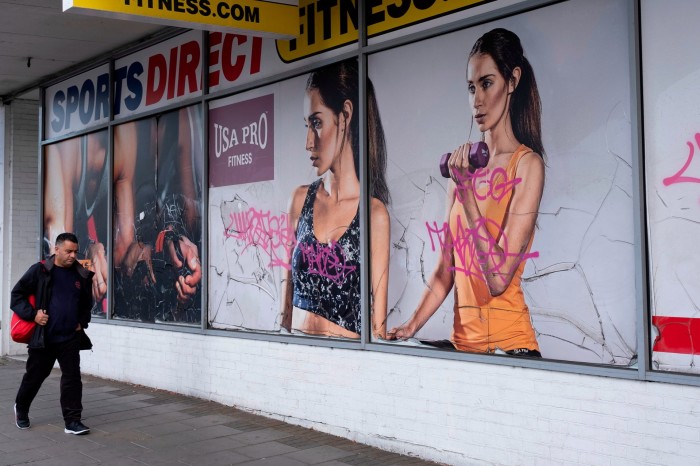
[{"left": 0, "top": 0, "right": 168, "bottom": 100}]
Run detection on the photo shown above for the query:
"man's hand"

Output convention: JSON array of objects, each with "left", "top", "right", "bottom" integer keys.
[
  {"left": 122, "top": 241, "right": 156, "bottom": 284},
  {"left": 166, "top": 235, "right": 201, "bottom": 303},
  {"left": 34, "top": 309, "right": 48, "bottom": 326},
  {"left": 87, "top": 242, "right": 108, "bottom": 301}
]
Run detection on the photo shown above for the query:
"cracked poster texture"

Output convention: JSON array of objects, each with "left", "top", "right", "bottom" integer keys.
[
  {"left": 210, "top": 183, "right": 284, "bottom": 332},
  {"left": 371, "top": 0, "right": 637, "bottom": 364},
  {"left": 208, "top": 77, "right": 315, "bottom": 334},
  {"left": 643, "top": 1, "right": 700, "bottom": 373}
]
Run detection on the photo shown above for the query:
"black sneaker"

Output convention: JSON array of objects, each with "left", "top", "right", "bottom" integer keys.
[
  {"left": 64, "top": 420, "right": 90, "bottom": 435},
  {"left": 14, "top": 403, "right": 30, "bottom": 430}
]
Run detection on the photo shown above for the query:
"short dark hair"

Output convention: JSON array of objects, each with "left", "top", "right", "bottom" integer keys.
[{"left": 55, "top": 232, "right": 79, "bottom": 246}]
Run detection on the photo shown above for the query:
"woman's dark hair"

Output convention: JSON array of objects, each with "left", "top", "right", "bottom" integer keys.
[
  {"left": 469, "top": 28, "right": 545, "bottom": 158},
  {"left": 306, "top": 59, "right": 390, "bottom": 204}
]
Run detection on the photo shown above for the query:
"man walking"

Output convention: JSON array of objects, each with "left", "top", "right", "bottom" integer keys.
[{"left": 11, "top": 233, "right": 94, "bottom": 434}]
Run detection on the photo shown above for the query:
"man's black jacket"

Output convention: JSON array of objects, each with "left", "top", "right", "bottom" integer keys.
[{"left": 10, "top": 255, "right": 93, "bottom": 349}]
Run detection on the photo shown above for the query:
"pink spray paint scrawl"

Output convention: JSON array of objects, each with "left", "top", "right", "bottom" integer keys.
[{"left": 209, "top": 94, "right": 274, "bottom": 187}]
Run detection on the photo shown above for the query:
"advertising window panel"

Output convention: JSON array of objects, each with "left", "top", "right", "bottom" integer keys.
[
  {"left": 642, "top": 0, "right": 700, "bottom": 374},
  {"left": 369, "top": 0, "right": 637, "bottom": 364},
  {"left": 112, "top": 106, "right": 203, "bottom": 324},
  {"left": 43, "top": 130, "right": 110, "bottom": 317},
  {"left": 208, "top": 59, "right": 388, "bottom": 339}
]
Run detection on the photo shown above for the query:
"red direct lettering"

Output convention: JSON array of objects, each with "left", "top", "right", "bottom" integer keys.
[
  {"left": 167, "top": 46, "right": 178, "bottom": 100},
  {"left": 146, "top": 53, "right": 167, "bottom": 106},
  {"left": 222, "top": 34, "right": 247, "bottom": 83},
  {"left": 208, "top": 32, "right": 223, "bottom": 87},
  {"left": 178, "top": 40, "right": 201, "bottom": 96}
]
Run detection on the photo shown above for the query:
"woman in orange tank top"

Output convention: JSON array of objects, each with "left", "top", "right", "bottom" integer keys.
[{"left": 388, "top": 28, "right": 545, "bottom": 357}]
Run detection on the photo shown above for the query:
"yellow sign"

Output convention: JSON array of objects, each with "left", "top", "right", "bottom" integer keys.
[
  {"left": 63, "top": 0, "right": 299, "bottom": 39},
  {"left": 277, "top": 0, "right": 492, "bottom": 62}
]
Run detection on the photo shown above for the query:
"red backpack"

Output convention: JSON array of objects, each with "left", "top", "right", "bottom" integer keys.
[{"left": 11, "top": 295, "right": 37, "bottom": 344}]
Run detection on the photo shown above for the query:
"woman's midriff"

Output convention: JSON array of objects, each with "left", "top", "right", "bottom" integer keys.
[{"left": 292, "top": 306, "right": 360, "bottom": 339}]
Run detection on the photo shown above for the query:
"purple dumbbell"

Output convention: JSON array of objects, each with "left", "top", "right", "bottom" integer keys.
[{"left": 439, "top": 141, "right": 490, "bottom": 178}]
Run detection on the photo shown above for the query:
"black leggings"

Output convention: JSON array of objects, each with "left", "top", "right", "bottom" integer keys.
[{"left": 421, "top": 339, "right": 542, "bottom": 357}]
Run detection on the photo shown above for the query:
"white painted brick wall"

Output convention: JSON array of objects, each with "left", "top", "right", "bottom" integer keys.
[
  {"left": 81, "top": 324, "right": 700, "bottom": 465},
  {"left": 2, "top": 99, "right": 40, "bottom": 356},
  {"left": 6, "top": 99, "right": 40, "bottom": 280}
]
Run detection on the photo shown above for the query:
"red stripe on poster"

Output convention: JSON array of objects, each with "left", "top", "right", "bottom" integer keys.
[
  {"left": 87, "top": 215, "right": 98, "bottom": 243},
  {"left": 652, "top": 316, "right": 700, "bottom": 354}
]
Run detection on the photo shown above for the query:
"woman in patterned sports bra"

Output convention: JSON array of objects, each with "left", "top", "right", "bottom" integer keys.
[
  {"left": 280, "top": 59, "right": 391, "bottom": 339},
  {"left": 389, "top": 28, "right": 545, "bottom": 357}
]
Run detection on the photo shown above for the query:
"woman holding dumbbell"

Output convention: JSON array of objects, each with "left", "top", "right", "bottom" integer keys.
[{"left": 388, "top": 28, "right": 545, "bottom": 356}]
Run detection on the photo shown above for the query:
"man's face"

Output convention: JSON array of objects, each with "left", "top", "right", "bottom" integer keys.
[{"left": 55, "top": 240, "right": 79, "bottom": 268}]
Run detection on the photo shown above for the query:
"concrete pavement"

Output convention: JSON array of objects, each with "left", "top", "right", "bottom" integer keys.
[{"left": 0, "top": 357, "right": 440, "bottom": 466}]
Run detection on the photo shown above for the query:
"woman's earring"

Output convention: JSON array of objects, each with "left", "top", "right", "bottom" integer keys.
[{"left": 467, "top": 116, "right": 475, "bottom": 142}]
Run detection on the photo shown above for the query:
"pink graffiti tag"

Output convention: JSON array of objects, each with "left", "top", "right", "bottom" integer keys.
[
  {"left": 299, "top": 241, "right": 357, "bottom": 286},
  {"left": 663, "top": 133, "right": 700, "bottom": 190},
  {"left": 426, "top": 216, "right": 538, "bottom": 285},
  {"left": 453, "top": 167, "right": 522, "bottom": 203},
  {"left": 224, "top": 207, "right": 295, "bottom": 269}
]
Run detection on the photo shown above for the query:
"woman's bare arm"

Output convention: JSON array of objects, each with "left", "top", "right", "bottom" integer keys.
[
  {"left": 370, "top": 198, "right": 390, "bottom": 339},
  {"left": 279, "top": 185, "right": 308, "bottom": 331},
  {"left": 44, "top": 139, "right": 81, "bottom": 248},
  {"left": 113, "top": 122, "right": 138, "bottom": 268},
  {"left": 388, "top": 183, "right": 456, "bottom": 339},
  {"left": 450, "top": 144, "right": 544, "bottom": 296}
]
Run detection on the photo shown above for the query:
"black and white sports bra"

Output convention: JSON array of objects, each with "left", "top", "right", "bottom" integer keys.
[{"left": 291, "top": 179, "right": 361, "bottom": 334}]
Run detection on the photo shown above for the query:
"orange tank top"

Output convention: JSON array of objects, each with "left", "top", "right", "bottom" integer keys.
[{"left": 449, "top": 144, "right": 539, "bottom": 353}]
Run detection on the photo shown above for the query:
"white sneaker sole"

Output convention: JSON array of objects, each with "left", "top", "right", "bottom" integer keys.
[
  {"left": 13, "top": 404, "right": 30, "bottom": 430},
  {"left": 64, "top": 427, "right": 90, "bottom": 435}
]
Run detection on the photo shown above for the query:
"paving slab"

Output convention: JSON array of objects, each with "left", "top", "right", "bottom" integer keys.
[{"left": 0, "top": 357, "right": 441, "bottom": 466}]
